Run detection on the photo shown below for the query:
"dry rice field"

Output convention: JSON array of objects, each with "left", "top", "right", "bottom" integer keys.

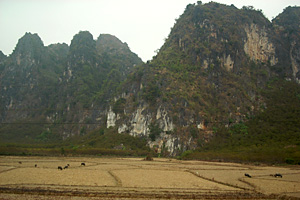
[{"left": 0, "top": 156, "right": 299, "bottom": 199}]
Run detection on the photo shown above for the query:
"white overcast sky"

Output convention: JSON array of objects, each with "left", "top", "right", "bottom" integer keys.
[{"left": 0, "top": 0, "right": 299, "bottom": 61}]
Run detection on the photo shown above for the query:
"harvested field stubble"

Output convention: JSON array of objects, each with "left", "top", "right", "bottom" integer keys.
[{"left": 0, "top": 156, "right": 299, "bottom": 199}]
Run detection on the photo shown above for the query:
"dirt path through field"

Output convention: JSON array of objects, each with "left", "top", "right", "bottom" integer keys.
[{"left": 0, "top": 156, "right": 299, "bottom": 199}]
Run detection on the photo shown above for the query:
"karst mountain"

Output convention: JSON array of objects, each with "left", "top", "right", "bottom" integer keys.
[{"left": 0, "top": 2, "right": 299, "bottom": 162}]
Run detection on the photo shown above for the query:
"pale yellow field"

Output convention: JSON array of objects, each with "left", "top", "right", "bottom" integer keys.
[{"left": 0, "top": 156, "right": 299, "bottom": 199}]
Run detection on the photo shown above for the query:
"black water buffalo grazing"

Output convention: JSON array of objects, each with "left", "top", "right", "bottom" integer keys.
[
  {"left": 64, "top": 165, "right": 68, "bottom": 169},
  {"left": 58, "top": 166, "right": 63, "bottom": 170},
  {"left": 81, "top": 162, "right": 85, "bottom": 166},
  {"left": 35, "top": 164, "right": 37, "bottom": 167},
  {"left": 245, "top": 173, "right": 252, "bottom": 178},
  {"left": 18, "top": 161, "right": 22, "bottom": 164},
  {"left": 275, "top": 173, "right": 283, "bottom": 178}
]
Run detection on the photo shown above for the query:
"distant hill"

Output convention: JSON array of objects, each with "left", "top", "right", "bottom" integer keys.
[{"left": 0, "top": 31, "right": 142, "bottom": 144}]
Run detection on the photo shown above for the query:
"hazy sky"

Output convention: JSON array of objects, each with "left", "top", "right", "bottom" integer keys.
[{"left": 0, "top": 0, "right": 299, "bottom": 61}]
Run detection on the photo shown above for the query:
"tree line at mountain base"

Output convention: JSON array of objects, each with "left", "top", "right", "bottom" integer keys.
[{"left": 1, "top": 80, "right": 299, "bottom": 165}]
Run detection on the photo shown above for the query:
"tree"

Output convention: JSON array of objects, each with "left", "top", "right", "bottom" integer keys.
[
  {"left": 149, "top": 123, "right": 162, "bottom": 141},
  {"left": 143, "top": 82, "right": 160, "bottom": 104}
]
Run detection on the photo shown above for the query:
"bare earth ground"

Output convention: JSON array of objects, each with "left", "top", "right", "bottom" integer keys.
[{"left": 0, "top": 156, "right": 299, "bottom": 199}]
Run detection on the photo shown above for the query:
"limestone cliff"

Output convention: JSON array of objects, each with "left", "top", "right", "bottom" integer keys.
[
  {"left": 244, "top": 24, "right": 277, "bottom": 66},
  {"left": 272, "top": 6, "right": 300, "bottom": 81},
  {"left": 0, "top": 3, "right": 299, "bottom": 156},
  {"left": 0, "top": 31, "right": 142, "bottom": 143},
  {"left": 103, "top": 3, "right": 300, "bottom": 156}
]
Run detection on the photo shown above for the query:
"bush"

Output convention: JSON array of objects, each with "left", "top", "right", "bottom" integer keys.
[
  {"left": 285, "top": 158, "right": 295, "bottom": 165},
  {"left": 113, "top": 98, "right": 126, "bottom": 114},
  {"left": 179, "top": 150, "right": 194, "bottom": 160},
  {"left": 149, "top": 123, "right": 162, "bottom": 141},
  {"left": 143, "top": 82, "right": 160, "bottom": 103},
  {"left": 144, "top": 153, "right": 153, "bottom": 161}
]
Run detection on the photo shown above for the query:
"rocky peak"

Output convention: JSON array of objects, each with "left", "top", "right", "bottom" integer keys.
[
  {"left": 48, "top": 43, "right": 69, "bottom": 57},
  {"left": 273, "top": 6, "right": 300, "bottom": 34},
  {"left": 47, "top": 43, "right": 69, "bottom": 64},
  {"left": 95, "top": 33, "right": 143, "bottom": 80},
  {"left": 159, "top": 3, "right": 274, "bottom": 68},
  {"left": 0, "top": 50, "right": 7, "bottom": 64},
  {"left": 96, "top": 34, "right": 130, "bottom": 54},
  {"left": 69, "top": 31, "right": 97, "bottom": 66},
  {"left": 113, "top": 3, "right": 300, "bottom": 156},
  {"left": 0, "top": 50, "right": 6, "bottom": 60},
  {"left": 0, "top": 51, "right": 6, "bottom": 72},
  {"left": 96, "top": 34, "right": 143, "bottom": 67},
  {"left": 272, "top": 6, "right": 300, "bottom": 80},
  {"left": 0, "top": 2, "right": 300, "bottom": 157},
  {"left": 12, "top": 32, "right": 44, "bottom": 54},
  {"left": 11, "top": 32, "right": 45, "bottom": 66}
]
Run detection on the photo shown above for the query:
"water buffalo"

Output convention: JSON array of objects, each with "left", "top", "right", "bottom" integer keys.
[
  {"left": 245, "top": 173, "right": 252, "bottom": 178},
  {"left": 81, "top": 162, "right": 85, "bottom": 166},
  {"left": 275, "top": 173, "right": 282, "bottom": 178},
  {"left": 58, "top": 166, "right": 63, "bottom": 170}
]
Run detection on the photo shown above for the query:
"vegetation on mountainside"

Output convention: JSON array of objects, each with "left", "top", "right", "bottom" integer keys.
[
  {"left": 181, "top": 80, "right": 300, "bottom": 164},
  {"left": 0, "top": 31, "right": 142, "bottom": 144},
  {"left": 123, "top": 4, "right": 299, "bottom": 162},
  {"left": 127, "top": 2, "right": 276, "bottom": 139},
  {"left": 154, "top": 2, "right": 268, "bottom": 67},
  {"left": 273, "top": 6, "right": 300, "bottom": 36},
  {"left": 0, "top": 3, "right": 300, "bottom": 163}
]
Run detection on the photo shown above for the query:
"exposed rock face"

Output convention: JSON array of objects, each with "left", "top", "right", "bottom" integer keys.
[
  {"left": 129, "top": 105, "right": 151, "bottom": 137},
  {"left": 107, "top": 107, "right": 116, "bottom": 128},
  {"left": 96, "top": 34, "right": 142, "bottom": 77},
  {"left": 222, "top": 54, "right": 234, "bottom": 71},
  {"left": 0, "top": 31, "right": 142, "bottom": 143},
  {"left": 69, "top": 31, "right": 97, "bottom": 65},
  {"left": 113, "top": 103, "right": 179, "bottom": 155},
  {"left": 118, "top": 124, "right": 128, "bottom": 134},
  {"left": 244, "top": 24, "right": 278, "bottom": 66},
  {"left": 148, "top": 133, "right": 181, "bottom": 156},
  {"left": 1, "top": 3, "right": 300, "bottom": 156},
  {"left": 156, "top": 106, "right": 174, "bottom": 132},
  {"left": 97, "top": 34, "right": 130, "bottom": 54},
  {"left": 113, "top": 4, "right": 300, "bottom": 156},
  {"left": 114, "top": 4, "right": 300, "bottom": 156},
  {"left": 290, "top": 41, "right": 300, "bottom": 78}
]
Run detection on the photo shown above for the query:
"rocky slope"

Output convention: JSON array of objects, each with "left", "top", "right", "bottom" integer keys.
[
  {"left": 0, "top": 31, "right": 142, "bottom": 143},
  {"left": 104, "top": 3, "right": 300, "bottom": 156},
  {"left": 0, "top": 3, "right": 299, "bottom": 156}
]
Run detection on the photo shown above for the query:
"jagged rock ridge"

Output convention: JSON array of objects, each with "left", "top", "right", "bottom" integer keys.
[
  {"left": 0, "top": 3, "right": 300, "bottom": 156},
  {"left": 0, "top": 31, "right": 142, "bottom": 142}
]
